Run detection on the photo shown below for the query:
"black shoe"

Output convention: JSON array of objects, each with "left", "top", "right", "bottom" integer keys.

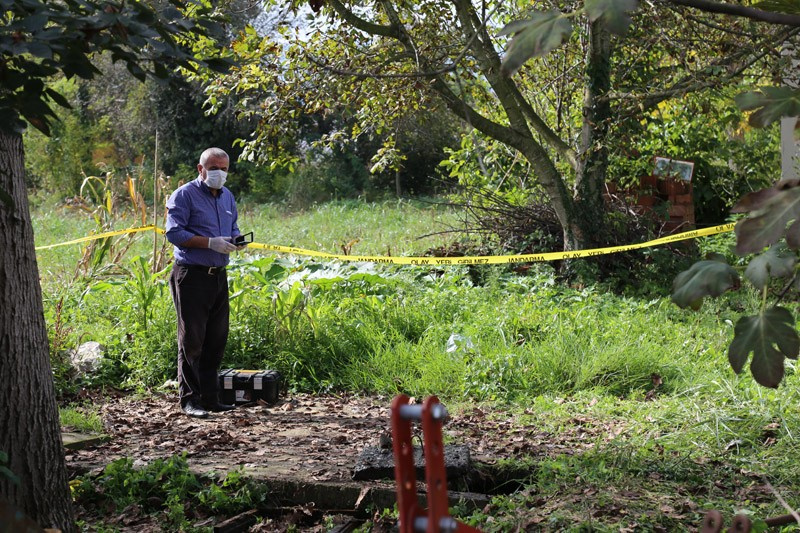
[
  {"left": 203, "top": 401, "right": 236, "bottom": 412},
  {"left": 182, "top": 401, "right": 209, "bottom": 418}
]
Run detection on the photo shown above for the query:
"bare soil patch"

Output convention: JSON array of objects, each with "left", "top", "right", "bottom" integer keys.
[
  {"left": 65, "top": 392, "right": 606, "bottom": 484},
  {"left": 66, "top": 392, "right": 764, "bottom": 531}
]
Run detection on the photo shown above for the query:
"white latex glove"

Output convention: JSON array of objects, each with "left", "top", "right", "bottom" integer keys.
[{"left": 208, "top": 236, "right": 237, "bottom": 254}]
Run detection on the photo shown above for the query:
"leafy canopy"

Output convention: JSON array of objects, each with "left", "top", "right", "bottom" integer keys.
[
  {"left": 498, "top": 0, "right": 800, "bottom": 388},
  {"left": 0, "top": 0, "right": 231, "bottom": 136},
  {"left": 499, "top": 0, "right": 800, "bottom": 135}
]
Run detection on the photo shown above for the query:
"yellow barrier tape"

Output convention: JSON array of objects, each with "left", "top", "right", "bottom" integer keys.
[
  {"left": 34, "top": 225, "right": 160, "bottom": 250},
  {"left": 35, "top": 223, "right": 736, "bottom": 265}
]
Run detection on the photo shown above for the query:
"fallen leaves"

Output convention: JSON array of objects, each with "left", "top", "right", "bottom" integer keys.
[{"left": 63, "top": 392, "right": 783, "bottom": 532}]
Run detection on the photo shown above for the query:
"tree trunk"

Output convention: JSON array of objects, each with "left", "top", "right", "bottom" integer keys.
[
  {"left": 395, "top": 168, "right": 402, "bottom": 197},
  {"left": 0, "top": 130, "right": 76, "bottom": 531},
  {"left": 572, "top": 19, "right": 613, "bottom": 250}
]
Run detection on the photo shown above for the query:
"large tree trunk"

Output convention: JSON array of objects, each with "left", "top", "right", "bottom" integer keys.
[
  {"left": 0, "top": 130, "right": 76, "bottom": 531},
  {"left": 572, "top": 19, "right": 613, "bottom": 251}
]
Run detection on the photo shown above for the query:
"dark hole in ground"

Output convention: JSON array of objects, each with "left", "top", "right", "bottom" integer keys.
[
  {"left": 457, "top": 460, "right": 535, "bottom": 496},
  {"left": 352, "top": 444, "right": 532, "bottom": 497}
]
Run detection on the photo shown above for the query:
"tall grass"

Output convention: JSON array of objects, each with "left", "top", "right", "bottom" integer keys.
[
  {"left": 31, "top": 198, "right": 783, "bottom": 403},
  {"left": 34, "top": 198, "right": 800, "bottom": 529},
  {"left": 238, "top": 197, "right": 460, "bottom": 255},
  {"left": 33, "top": 198, "right": 460, "bottom": 284}
]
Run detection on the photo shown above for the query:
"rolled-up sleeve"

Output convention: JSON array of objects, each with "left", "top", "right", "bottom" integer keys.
[{"left": 165, "top": 189, "right": 195, "bottom": 246}]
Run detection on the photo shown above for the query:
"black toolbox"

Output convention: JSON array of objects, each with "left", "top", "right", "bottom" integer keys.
[{"left": 218, "top": 369, "right": 282, "bottom": 405}]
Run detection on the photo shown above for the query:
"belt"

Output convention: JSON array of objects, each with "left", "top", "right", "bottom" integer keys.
[{"left": 177, "top": 264, "right": 226, "bottom": 275}]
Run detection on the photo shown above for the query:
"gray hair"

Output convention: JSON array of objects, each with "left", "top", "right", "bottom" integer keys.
[{"left": 199, "top": 147, "right": 229, "bottom": 167}]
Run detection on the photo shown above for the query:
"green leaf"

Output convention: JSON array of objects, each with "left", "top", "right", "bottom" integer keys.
[
  {"left": 705, "top": 252, "right": 729, "bottom": 263},
  {"left": 0, "top": 106, "right": 27, "bottom": 135},
  {"left": 744, "top": 244, "right": 797, "bottom": 289},
  {"left": 734, "top": 186, "right": 800, "bottom": 255},
  {"left": 160, "top": 6, "right": 183, "bottom": 21},
  {"left": 125, "top": 62, "right": 147, "bottom": 81},
  {"left": 735, "top": 87, "right": 800, "bottom": 128},
  {"left": 728, "top": 307, "right": 800, "bottom": 388},
  {"left": 23, "top": 41, "right": 53, "bottom": 59},
  {"left": 204, "top": 57, "right": 234, "bottom": 73},
  {"left": 23, "top": 13, "right": 49, "bottom": 32},
  {"left": 61, "top": 57, "right": 102, "bottom": 79},
  {"left": 44, "top": 88, "right": 72, "bottom": 109},
  {"left": 499, "top": 10, "right": 572, "bottom": 76},
  {"left": 731, "top": 185, "right": 781, "bottom": 214},
  {"left": 584, "top": 0, "right": 639, "bottom": 35},
  {"left": 672, "top": 260, "right": 740, "bottom": 309}
]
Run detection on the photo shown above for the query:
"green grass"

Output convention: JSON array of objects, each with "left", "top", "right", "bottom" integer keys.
[
  {"left": 31, "top": 197, "right": 800, "bottom": 531},
  {"left": 59, "top": 405, "right": 103, "bottom": 433},
  {"left": 237, "top": 197, "right": 460, "bottom": 256},
  {"left": 449, "top": 385, "right": 800, "bottom": 531},
  {"left": 32, "top": 197, "right": 461, "bottom": 287},
  {"left": 31, "top": 195, "right": 789, "bottom": 405}
]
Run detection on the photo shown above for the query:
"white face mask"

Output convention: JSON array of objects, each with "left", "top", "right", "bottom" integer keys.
[{"left": 204, "top": 169, "right": 228, "bottom": 189}]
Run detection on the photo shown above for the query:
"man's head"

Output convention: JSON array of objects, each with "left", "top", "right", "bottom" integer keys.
[{"left": 198, "top": 148, "right": 230, "bottom": 189}]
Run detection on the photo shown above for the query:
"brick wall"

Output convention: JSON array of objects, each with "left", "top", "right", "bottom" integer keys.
[{"left": 604, "top": 176, "right": 695, "bottom": 234}]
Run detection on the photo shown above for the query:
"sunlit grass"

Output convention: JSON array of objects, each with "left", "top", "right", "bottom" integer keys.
[
  {"left": 32, "top": 198, "right": 462, "bottom": 286},
  {"left": 237, "top": 198, "right": 461, "bottom": 256},
  {"left": 32, "top": 196, "right": 800, "bottom": 529},
  {"left": 59, "top": 405, "right": 103, "bottom": 434}
]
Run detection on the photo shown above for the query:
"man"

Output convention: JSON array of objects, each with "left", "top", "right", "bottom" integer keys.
[{"left": 165, "top": 147, "right": 244, "bottom": 418}]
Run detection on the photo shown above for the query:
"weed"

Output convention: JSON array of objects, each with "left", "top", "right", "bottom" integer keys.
[
  {"left": 34, "top": 198, "right": 800, "bottom": 529},
  {"left": 59, "top": 405, "right": 103, "bottom": 434},
  {"left": 73, "top": 455, "right": 268, "bottom": 530},
  {"left": 48, "top": 296, "right": 76, "bottom": 391},
  {"left": 119, "top": 257, "right": 170, "bottom": 331},
  {"left": 196, "top": 468, "right": 268, "bottom": 514},
  {"left": 72, "top": 172, "right": 149, "bottom": 280}
]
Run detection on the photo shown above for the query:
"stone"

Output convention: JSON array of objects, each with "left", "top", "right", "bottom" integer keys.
[
  {"left": 62, "top": 432, "right": 110, "bottom": 451},
  {"left": 69, "top": 341, "right": 105, "bottom": 375},
  {"left": 352, "top": 445, "right": 470, "bottom": 481}
]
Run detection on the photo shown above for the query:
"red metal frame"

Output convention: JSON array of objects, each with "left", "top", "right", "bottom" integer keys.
[{"left": 391, "top": 394, "right": 482, "bottom": 533}]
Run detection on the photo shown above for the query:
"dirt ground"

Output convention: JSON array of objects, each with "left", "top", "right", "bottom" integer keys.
[
  {"left": 71, "top": 392, "right": 740, "bottom": 531},
  {"left": 63, "top": 391, "right": 793, "bottom": 532},
  {"left": 64, "top": 391, "right": 603, "bottom": 484}
]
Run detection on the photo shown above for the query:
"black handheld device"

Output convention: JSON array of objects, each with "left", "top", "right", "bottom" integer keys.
[{"left": 233, "top": 232, "right": 253, "bottom": 245}]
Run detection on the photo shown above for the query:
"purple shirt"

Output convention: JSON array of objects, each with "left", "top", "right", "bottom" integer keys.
[{"left": 165, "top": 176, "right": 241, "bottom": 267}]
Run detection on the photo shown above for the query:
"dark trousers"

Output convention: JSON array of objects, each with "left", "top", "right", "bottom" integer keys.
[{"left": 169, "top": 264, "right": 229, "bottom": 407}]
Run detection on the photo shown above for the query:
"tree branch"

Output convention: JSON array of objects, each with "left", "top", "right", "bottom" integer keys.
[
  {"left": 448, "top": 0, "right": 573, "bottom": 231},
  {"left": 454, "top": 0, "right": 580, "bottom": 170},
  {"left": 664, "top": 0, "right": 800, "bottom": 26},
  {"left": 609, "top": 26, "right": 798, "bottom": 112},
  {"left": 305, "top": 53, "right": 439, "bottom": 79},
  {"left": 318, "top": 1, "right": 577, "bottom": 171},
  {"left": 326, "top": 0, "right": 398, "bottom": 38},
  {"left": 682, "top": 12, "right": 764, "bottom": 38},
  {"left": 508, "top": 84, "right": 579, "bottom": 170}
]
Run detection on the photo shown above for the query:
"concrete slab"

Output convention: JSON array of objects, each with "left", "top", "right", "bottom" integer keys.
[
  {"left": 352, "top": 445, "right": 471, "bottom": 481},
  {"left": 61, "top": 432, "right": 110, "bottom": 451}
]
